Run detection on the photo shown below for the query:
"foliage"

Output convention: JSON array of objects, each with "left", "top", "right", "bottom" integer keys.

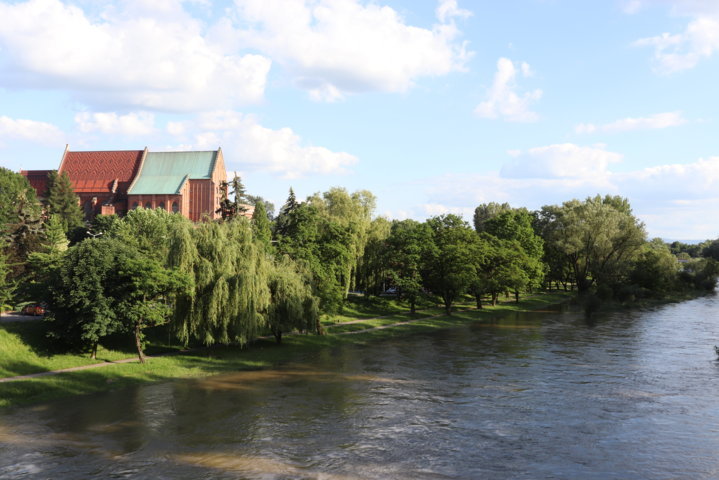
[
  {"left": 217, "top": 174, "right": 249, "bottom": 220},
  {"left": 484, "top": 208, "right": 545, "bottom": 297},
  {"left": 108, "top": 207, "right": 191, "bottom": 263},
  {"left": 45, "top": 236, "right": 189, "bottom": 360},
  {"left": 355, "top": 217, "right": 391, "bottom": 296},
  {"left": 384, "top": 219, "right": 431, "bottom": 313},
  {"left": 422, "top": 215, "right": 480, "bottom": 314},
  {"left": 246, "top": 194, "right": 275, "bottom": 220},
  {"left": 170, "top": 219, "right": 270, "bottom": 346},
  {"left": 112, "top": 250, "right": 190, "bottom": 362},
  {"left": 0, "top": 168, "right": 43, "bottom": 280},
  {"left": 45, "top": 170, "right": 84, "bottom": 234},
  {"left": 628, "top": 238, "right": 680, "bottom": 296},
  {"left": 89, "top": 214, "right": 120, "bottom": 237},
  {"left": 679, "top": 258, "right": 719, "bottom": 291},
  {"left": 537, "top": 195, "right": 646, "bottom": 294},
  {"left": 45, "top": 238, "right": 123, "bottom": 358},
  {"left": 252, "top": 200, "right": 273, "bottom": 253},
  {"left": 43, "top": 214, "right": 69, "bottom": 253},
  {"left": 473, "top": 202, "right": 511, "bottom": 233},
  {"left": 266, "top": 256, "right": 319, "bottom": 343},
  {"left": 0, "top": 244, "right": 13, "bottom": 311}
]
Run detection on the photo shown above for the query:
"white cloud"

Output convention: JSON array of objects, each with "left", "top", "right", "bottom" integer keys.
[
  {"left": 75, "top": 111, "right": 156, "bottom": 136},
  {"left": 575, "top": 111, "right": 687, "bottom": 134},
  {"left": 0, "top": 116, "right": 63, "bottom": 145},
  {"left": 500, "top": 143, "right": 622, "bottom": 182},
  {"left": 0, "top": 0, "right": 271, "bottom": 111},
  {"left": 436, "top": 0, "right": 472, "bottom": 24},
  {"left": 634, "top": 3, "right": 719, "bottom": 73},
  {"left": 167, "top": 111, "right": 357, "bottom": 178},
  {"left": 422, "top": 203, "right": 474, "bottom": 219},
  {"left": 475, "top": 57, "right": 542, "bottom": 122},
  {"left": 420, "top": 151, "right": 719, "bottom": 239},
  {"left": 232, "top": 0, "right": 472, "bottom": 100}
]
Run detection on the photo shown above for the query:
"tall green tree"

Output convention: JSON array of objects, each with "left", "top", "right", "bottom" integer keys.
[
  {"left": 217, "top": 174, "right": 249, "bottom": 220},
  {"left": 45, "top": 170, "right": 84, "bottom": 234},
  {"left": 385, "top": 219, "right": 431, "bottom": 313},
  {"left": 0, "top": 168, "right": 43, "bottom": 279},
  {"left": 112, "top": 250, "right": 189, "bottom": 362},
  {"left": 537, "top": 195, "right": 646, "bottom": 294},
  {"left": 422, "top": 215, "right": 479, "bottom": 314},
  {"left": 484, "top": 209, "right": 545, "bottom": 300},
  {"left": 355, "top": 217, "right": 391, "bottom": 296},
  {"left": 45, "top": 238, "right": 122, "bottom": 358},
  {"left": 171, "top": 219, "right": 270, "bottom": 346}
]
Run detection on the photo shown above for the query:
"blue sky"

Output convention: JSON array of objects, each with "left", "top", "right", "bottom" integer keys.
[{"left": 1, "top": 0, "right": 718, "bottom": 240}]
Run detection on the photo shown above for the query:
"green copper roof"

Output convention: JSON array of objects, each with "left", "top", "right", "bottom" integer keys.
[{"left": 128, "top": 151, "right": 218, "bottom": 195}]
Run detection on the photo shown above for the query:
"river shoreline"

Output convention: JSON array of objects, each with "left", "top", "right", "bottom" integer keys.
[{"left": 0, "top": 292, "right": 569, "bottom": 410}]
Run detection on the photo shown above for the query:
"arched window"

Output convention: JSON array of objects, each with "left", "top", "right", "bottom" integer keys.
[
  {"left": 158, "top": 202, "right": 165, "bottom": 211},
  {"left": 145, "top": 202, "right": 152, "bottom": 209},
  {"left": 172, "top": 201, "right": 179, "bottom": 213},
  {"left": 132, "top": 202, "right": 139, "bottom": 210}
]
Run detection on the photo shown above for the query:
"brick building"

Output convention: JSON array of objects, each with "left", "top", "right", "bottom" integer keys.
[{"left": 20, "top": 146, "right": 229, "bottom": 222}]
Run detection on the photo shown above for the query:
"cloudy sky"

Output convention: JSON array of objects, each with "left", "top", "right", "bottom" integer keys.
[{"left": 1, "top": 0, "right": 718, "bottom": 240}]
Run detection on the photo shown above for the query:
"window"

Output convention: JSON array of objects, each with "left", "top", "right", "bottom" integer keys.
[
  {"left": 132, "top": 202, "right": 139, "bottom": 210},
  {"left": 172, "top": 201, "right": 179, "bottom": 213},
  {"left": 158, "top": 202, "right": 165, "bottom": 211},
  {"left": 145, "top": 202, "right": 152, "bottom": 209}
]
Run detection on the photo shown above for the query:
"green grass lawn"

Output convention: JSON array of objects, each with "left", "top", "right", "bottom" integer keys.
[{"left": 0, "top": 291, "right": 573, "bottom": 409}]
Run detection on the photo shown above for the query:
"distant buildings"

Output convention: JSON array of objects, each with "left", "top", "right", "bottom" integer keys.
[{"left": 21, "top": 146, "right": 230, "bottom": 221}]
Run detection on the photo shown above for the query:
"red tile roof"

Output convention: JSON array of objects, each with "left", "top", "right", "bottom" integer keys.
[
  {"left": 60, "top": 150, "right": 144, "bottom": 194},
  {"left": 20, "top": 170, "right": 52, "bottom": 198}
]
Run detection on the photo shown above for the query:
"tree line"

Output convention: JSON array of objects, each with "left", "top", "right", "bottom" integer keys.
[{"left": 1, "top": 167, "right": 717, "bottom": 361}]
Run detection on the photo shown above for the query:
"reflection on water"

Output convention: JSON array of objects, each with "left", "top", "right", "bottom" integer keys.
[{"left": 2, "top": 294, "right": 719, "bottom": 479}]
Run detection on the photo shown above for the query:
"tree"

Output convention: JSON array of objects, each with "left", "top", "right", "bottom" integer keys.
[
  {"left": 45, "top": 170, "right": 83, "bottom": 234},
  {"left": 252, "top": 200, "right": 272, "bottom": 253},
  {"left": 171, "top": 219, "right": 270, "bottom": 346},
  {"left": 355, "top": 217, "right": 391, "bottom": 296},
  {"left": 422, "top": 215, "right": 479, "bottom": 314},
  {"left": 473, "top": 202, "right": 511, "bottom": 233},
  {"left": 266, "top": 256, "right": 318, "bottom": 343},
  {"left": 46, "top": 238, "right": 188, "bottom": 360},
  {"left": 45, "top": 238, "right": 122, "bottom": 358},
  {"left": 537, "top": 195, "right": 646, "bottom": 294},
  {"left": 217, "top": 174, "right": 249, "bottom": 220},
  {"left": 108, "top": 207, "right": 191, "bottom": 264},
  {"left": 484, "top": 209, "right": 545, "bottom": 301},
  {"left": 470, "top": 234, "right": 529, "bottom": 306},
  {"left": 111, "top": 250, "right": 189, "bottom": 362},
  {"left": 0, "top": 167, "right": 41, "bottom": 231},
  {"left": 0, "top": 244, "right": 13, "bottom": 312},
  {"left": 629, "top": 238, "right": 680, "bottom": 296},
  {"left": 246, "top": 194, "right": 275, "bottom": 220},
  {"left": 384, "top": 219, "right": 431, "bottom": 313},
  {"left": 0, "top": 168, "right": 43, "bottom": 279}
]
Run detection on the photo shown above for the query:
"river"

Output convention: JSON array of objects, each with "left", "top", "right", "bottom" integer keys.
[{"left": 2, "top": 293, "right": 719, "bottom": 479}]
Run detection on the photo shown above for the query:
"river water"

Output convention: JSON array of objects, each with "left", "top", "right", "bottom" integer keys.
[{"left": 2, "top": 294, "right": 719, "bottom": 479}]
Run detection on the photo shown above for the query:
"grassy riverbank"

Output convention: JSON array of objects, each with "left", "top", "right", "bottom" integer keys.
[{"left": 0, "top": 292, "right": 572, "bottom": 409}]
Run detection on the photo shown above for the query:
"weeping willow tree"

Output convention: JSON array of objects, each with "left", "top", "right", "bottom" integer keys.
[
  {"left": 307, "top": 188, "right": 376, "bottom": 297},
  {"left": 266, "top": 256, "right": 319, "bottom": 343},
  {"left": 169, "top": 219, "right": 270, "bottom": 346}
]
